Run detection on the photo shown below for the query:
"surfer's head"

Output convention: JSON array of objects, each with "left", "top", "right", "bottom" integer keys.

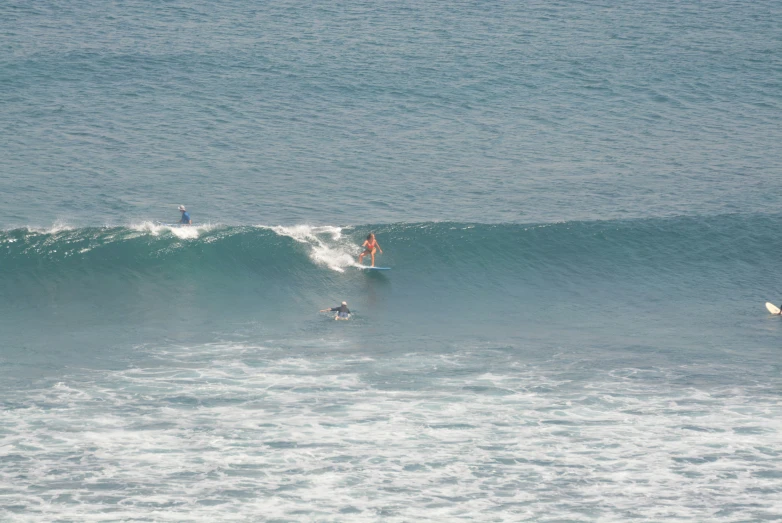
[
  {"left": 366, "top": 233, "right": 374, "bottom": 240},
  {"left": 178, "top": 205, "right": 186, "bottom": 212},
  {"left": 342, "top": 301, "right": 347, "bottom": 306}
]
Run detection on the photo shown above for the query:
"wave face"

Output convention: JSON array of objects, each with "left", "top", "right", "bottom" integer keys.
[
  {"left": 2, "top": 215, "right": 778, "bottom": 286},
  {"left": 2, "top": 214, "right": 780, "bottom": 354}
]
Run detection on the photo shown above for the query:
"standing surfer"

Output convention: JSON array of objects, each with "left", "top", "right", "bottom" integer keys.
[
  {"left": 178, "top": 205, "right": 192, "bottom": 225},
  {"left": 358, "top": 233, "right": 382, "bottom": 267}
]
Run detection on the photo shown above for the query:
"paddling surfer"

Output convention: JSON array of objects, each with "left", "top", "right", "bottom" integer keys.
[{"left": 320, "top": 301, "right": 351, "bottom": 320}]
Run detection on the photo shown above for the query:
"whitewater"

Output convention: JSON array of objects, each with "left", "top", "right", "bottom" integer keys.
[{"left": 2, "top": 0, "right": 782, "bottom": 521}]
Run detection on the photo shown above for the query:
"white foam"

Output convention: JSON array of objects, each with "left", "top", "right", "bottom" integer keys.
[
  {"left": 265, "top": 224, "right": 359, "bottom": 272},
  {"left": 23, "top": 221, "right": 75, "bottom": 235},
  {"left": 130, "top": 221, "right": 215, "bottom": 240},
  {"left": 3, "top": 343, "right": 781, "bottom": 521}
]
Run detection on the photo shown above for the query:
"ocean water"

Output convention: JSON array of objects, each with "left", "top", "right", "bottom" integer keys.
[{"left": 1, "top": 0, "right": 782, "bottom": 521}]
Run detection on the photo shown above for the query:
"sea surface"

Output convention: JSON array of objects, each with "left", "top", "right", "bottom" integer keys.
[{"left": 2, "top": 0, "right": 782, "bottom": 521}]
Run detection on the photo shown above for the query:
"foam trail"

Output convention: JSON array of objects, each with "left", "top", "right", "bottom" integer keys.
[{"left": 267, "top": 225, "right": 358, "bottom": 272}]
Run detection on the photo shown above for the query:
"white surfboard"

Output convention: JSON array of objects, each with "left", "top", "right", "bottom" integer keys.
[
  {"left": 356, "top": 266, "right": 391, "bottom": 271},
  {"left": 765, "top": 302, "right": 780, "bottom": 315}
]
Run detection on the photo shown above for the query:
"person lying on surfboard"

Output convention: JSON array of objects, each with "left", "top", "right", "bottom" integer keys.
[
  {"left": 358, "top": 233, "right": 383, "bottom": 267},
  {"left": 320, "top": 301, "right": 350, "bottom": 320}
]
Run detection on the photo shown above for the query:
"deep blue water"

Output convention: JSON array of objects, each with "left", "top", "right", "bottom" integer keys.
[{"left": 1, "top": 0, "right": 781, "bottom": 521}]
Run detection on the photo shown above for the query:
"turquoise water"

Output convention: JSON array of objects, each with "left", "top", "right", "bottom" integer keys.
[{"left": 2, "top": 1, "right": 782, "bottom": 521}]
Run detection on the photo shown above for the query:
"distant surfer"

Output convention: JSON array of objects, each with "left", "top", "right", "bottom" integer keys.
[
  {"left": 178, "top": 205, "right": 192, "bottom": 225},
  {"left": 358, "top": 233, "right": 382, "bottom": 267},
  {"left": 320, "top": 301, "right": 350, "bottom": 320}
]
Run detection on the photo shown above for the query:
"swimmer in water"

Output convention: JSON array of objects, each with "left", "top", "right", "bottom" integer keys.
[
  {"left": 320, "top": 301, "right": 350, "bottom": 320},
  {"left": 358, "top": 233, "right": 382, "bottom": 267}
]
